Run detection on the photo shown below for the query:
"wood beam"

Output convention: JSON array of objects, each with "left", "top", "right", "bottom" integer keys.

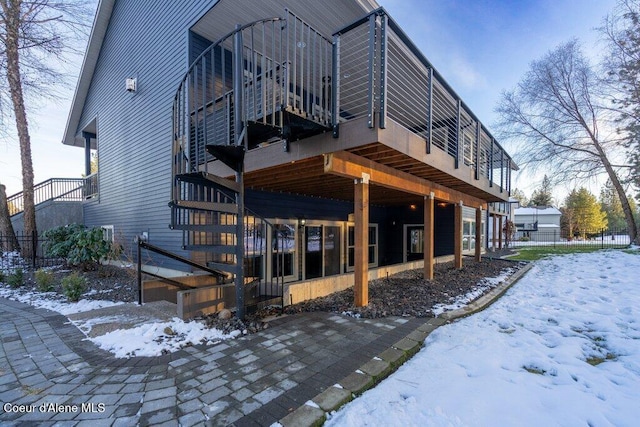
[
  {"left": 454, "top": 201, "right": 463, "bottom": 269},
  {"left": 424, "top": 193, "right": 435, "bottom": 280},
  {"left": 475, "top": 207, "right": 482, "bottom": 262},
  {"left": 354, "top": 174, "right": 369, "bottom": 307},
  {"left": 324, "top": 151, "right": 486, "bottom": 209},
  {"left": 498, "top": 215, "right": 504, "bottom": 250}
]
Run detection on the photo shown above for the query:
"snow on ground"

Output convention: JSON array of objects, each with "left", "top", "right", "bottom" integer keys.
[
  {"left": 0, "top": 286, "right": 123, "bottom": 315},
  {"left": 0, "top": 281, "right": 240, "bottom": 358},
  {"left": 326, "top": 248, "right": 640, "bottom": 427},
  {"left": 1, "top": 254, "right": 521, "bottom": 359},
  {"left": 431, "top": 266, "right": 517, "bottom": 317},
  {"left": 88, "top": 318, "right": 240, "bottom": 358}
]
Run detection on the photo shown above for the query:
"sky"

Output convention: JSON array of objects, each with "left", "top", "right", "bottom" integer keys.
[{"left": 0, "top": 0, "right": 619, "bottom": 202}]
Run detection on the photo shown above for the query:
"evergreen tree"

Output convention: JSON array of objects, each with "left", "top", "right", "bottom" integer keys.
[
  {"left": 510, "top": 188, "right": 529, "bottom": 207},
  {"left": 602, "top": 0, "right": 640, "bottom": 190},
  {"left": 600, "top": 179, "right": 627, "bottom": 229},
  {"left": 530, "top": 175, "right": 554, "bottom": 207},
  {"left": 563, "top": 188, "right": 608, "bottom": 239}
]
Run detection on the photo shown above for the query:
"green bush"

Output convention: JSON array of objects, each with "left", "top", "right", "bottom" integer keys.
[
  {"left": 35, "top": 269, "right": 56, "bottom": 292},
  {"left": 43, "top": 223, "right": 85, "bottom": 258},
  {"left": 0, "top": 270, "right": 5, "bottom": 284},
  {"left": 61, "top": 273, "right": 86, "bottom": 302},
  {"left": 7, "top": 269, "right": 24, "bottom": 289},
  {"left": 43, "top": 224, "right": 115, "bottom": 270}
]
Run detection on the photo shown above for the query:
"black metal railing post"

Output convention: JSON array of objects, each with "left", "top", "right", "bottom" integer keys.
[
  {"left": 137, "top": 239, "right": 142, "bottom": 305},
  {"left": 32, "top": 231, "right": 37, "bottom": 269}
]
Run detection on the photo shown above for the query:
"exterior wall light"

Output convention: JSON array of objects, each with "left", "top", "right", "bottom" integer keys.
[{"left": 125, "top": 77, "right": 137, "bottom": 92}]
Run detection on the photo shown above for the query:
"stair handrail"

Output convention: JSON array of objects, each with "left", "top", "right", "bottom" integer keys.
[
  {"left": 7, "top": 177, "right": 85, "bottom": 216},
  {"left": 136, "top": 239, "right": 230, "bottom": 305}
]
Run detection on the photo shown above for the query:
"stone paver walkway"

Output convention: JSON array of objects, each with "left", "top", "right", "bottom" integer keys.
[
  {"left": 0, "top": 298, "right": 421, "bottom": 426},
  {"left": 0, "top": 262, "right": 532, "bottom": 426}
]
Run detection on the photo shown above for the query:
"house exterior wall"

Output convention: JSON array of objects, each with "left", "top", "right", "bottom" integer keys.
[
  {"left": 76, "top": 0, "right": 219, "bottom": 264},
  {"left": 69, "top": 0, "right": 503, "bottom": 280},
  {"left": 514, "top": 207, "right": 562, "bottom": 241}
]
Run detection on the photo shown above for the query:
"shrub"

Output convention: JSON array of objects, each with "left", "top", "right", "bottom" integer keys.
[
  {"left": 61, "top": 273, "right": 86, "bottom": 302},
  {"left": 0, "top": 270, "right": 5, "bottom": 283},
  {"left": 519, "top": 236, "right": 530, "bottom": 242},
  {"left": 7, "top": 268, "right": 24, "bottom": 288},
  {"left": 35, "top": 269, "right": 56, "bottom": 292},
  {"left": 43, "top": 223, "right": 85, "bottom": 259},
  {"left": 44, "top": 224, "right": 115, "bottom": 270}
]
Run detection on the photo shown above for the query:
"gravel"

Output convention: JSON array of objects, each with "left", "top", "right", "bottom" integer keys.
[{"left": 283, "top": 257, "right": 525, "bottom": 319}]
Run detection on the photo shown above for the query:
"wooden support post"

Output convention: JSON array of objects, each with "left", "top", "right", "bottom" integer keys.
[
  {"left": 475, "top": 207, "right": 482, "bottom": 262},
  {"left": 424, "top": 193, "right": 435, "bottom": 280},
  {"left": 454, "top": 201, "right": 463, "bottom": 269},
  {"left": 492, "top": 214, "right": 497, "bottom": 251},
  {"left": 498, "top": 215, "right": 504, "bottom": 250},
  {"left": 354, "top": 173, "right": 370, "bottom": 307}
]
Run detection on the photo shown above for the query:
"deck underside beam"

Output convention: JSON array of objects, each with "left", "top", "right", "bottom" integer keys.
[{"left": 324, "top": 151, "right": 486, "bottom": 209}]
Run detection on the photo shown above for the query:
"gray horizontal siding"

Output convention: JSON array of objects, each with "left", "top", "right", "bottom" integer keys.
[{"left": 78, "top": 0, "right": 220, "bottom": 269}]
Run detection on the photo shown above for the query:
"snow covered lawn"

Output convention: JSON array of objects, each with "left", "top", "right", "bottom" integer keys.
[{"left": 326, "top": 249, "right": 640, "bottom": 427}]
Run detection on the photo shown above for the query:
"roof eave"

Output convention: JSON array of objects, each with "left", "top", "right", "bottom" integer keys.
[{"left": 61, "top": 0, "right": 116, "bottom": 148}]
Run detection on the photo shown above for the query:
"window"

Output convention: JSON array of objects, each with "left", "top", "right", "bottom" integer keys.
[
  {"left": 271, "top": 223, "right": 296, "bottom": 280},
  {"left": 346, "top": 224, "right": 378, "bottom": 270},
  {"left": 462, "top": 219, "right": 481, "bottom": 252},
  {"left": 101, "top": 225, "right": 114, "bottom": 242}
]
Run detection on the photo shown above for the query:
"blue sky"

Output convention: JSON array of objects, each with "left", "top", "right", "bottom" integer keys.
[{"left": 0, "top": 0, "right": 618, "bottom": 200}]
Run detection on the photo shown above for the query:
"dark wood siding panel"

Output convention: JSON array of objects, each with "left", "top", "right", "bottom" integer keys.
[
  {"left": 190, "top": 31, "right": 213, "bottom": 63},
  {"left": 79, "top": 0, "right": 220, "bottom": 269}
]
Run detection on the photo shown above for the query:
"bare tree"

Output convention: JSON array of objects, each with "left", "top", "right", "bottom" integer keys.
[
  {"left": 0, "top": 0, "right": 92, "bottom": 256},
  {"left": 496, "top": 40, "right": 639, "bottom": 245},
  {"left": 0, "top": 183, "right": 20, "bottom": 252}
]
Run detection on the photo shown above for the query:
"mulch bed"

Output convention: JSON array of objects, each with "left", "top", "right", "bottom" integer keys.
[{"left": 283, "top": 257, "right": 525, "bottom": 318}]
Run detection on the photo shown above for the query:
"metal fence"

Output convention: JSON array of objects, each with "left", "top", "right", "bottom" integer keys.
[
  {"left": 510, "top": 228, "right": 631, "bottom": 249},
  {"left": 0, "top": 231, "right": 63, "bottom": 271}
]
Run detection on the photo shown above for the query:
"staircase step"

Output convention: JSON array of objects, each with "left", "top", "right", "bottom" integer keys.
[
  {"left": 170, "top": 200, "right": 239, "bottom": 214},
  {"left": 207, "top": 261, "right": 240, "bottom": 274},
  {"left": 170, "top": 224, "right": 238, "bottom": 233},
  {"left": 206, "top": 145, "right": 245, "bottom": 172},
  {"left": 175, "top": 172, "right": 241, "bottom": 193},
  {"left": 183, "top": 244, "right": 239, "bottom": 255}
]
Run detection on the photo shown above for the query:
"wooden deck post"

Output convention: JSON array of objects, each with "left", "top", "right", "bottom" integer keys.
[
  {"left": 454, "top": 201, "right": 463, "bottom": 269},
  {"left": 475, "top": 206, "right": 482, "bottom": 262},
  {"left": 354, "top": 173, "right": 370, "bottom": 307},
  {"left": 424, "top": 193, "right": 435, "bottom": 280},
  {"left": 498, "top": 215, "right": 504, "bottom": 250}
]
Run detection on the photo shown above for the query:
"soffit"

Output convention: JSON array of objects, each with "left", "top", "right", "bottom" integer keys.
[{"left": 191, "top": 0, "right": 379, "bottom": 42}]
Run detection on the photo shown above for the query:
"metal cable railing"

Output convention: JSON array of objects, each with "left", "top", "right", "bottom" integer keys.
[{"left": 333, "top": 8, "right": 514, "bottom": 183}]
